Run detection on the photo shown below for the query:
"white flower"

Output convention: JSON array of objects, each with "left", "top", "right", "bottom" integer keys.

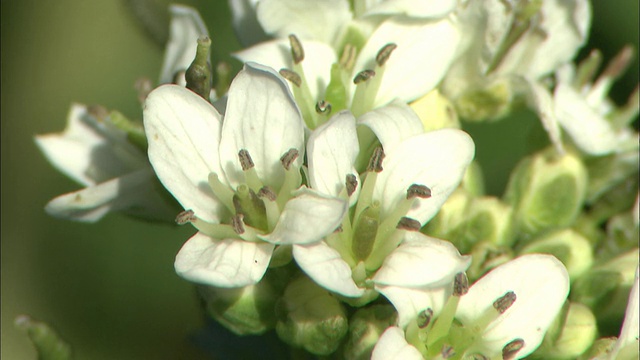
[
  {"left": 292, "top": 103, "right": 474, "bottom": 305},
  {"left": 143, "top": 62, "right": 347, "bottom": 287},
  {"left": 372, "top": 254, "right": 570, "bottom": 360}
]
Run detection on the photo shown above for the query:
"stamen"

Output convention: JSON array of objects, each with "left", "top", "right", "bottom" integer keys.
[
  {"left": 175, "top": 210, "right": 196, "bottom": 225},
  {"left": 339, "top": 44, "right": 357, "bottom": 70},
  {"left": 441, "top": 345, "right": 455, "bottom": 359},
  {"left": 493, "top": 291, "right": 517, "bottom": 314},
  {"left": 453, "top": 272, "right": 469, "bottom": 296},
  {"left": 315, "top": 100, "right": 332, "bottom": 115},
  {"left": 345, "top": 174, "right": 358, "bottom": 197},
  {"left": 502, "top": 339, "right": 525, "bottom": 360},
  {"left": 258, "top": 186, "right": 280, "bottom": 231},
  {"left": 601, "top": 45, "right": 634, "bottom": 80},
  {"left": 257, "top": 186, "right": 277, "bottom": 201},
  {"left": 407, "top": 184, "right": 432, "bottom": 199},
  {"left": 231, "top": 214, "right": 245, "bottom": 234},
  {"left": 353, "top": 69, "right": 376, "bottom": 84},
  {"left": 288, "top": 34, "right": 305, "bottom": 64},
  {"left": 417, "top": 308, "right": 433, "bottom": 329},
  {"left": 376, "top": 43, "right": 397, "bottom": 67},
  {"left": 279, "top": 68, "right": 302, "bottom": 87},
  {"left": 367, "top": 146, "right": 385, "bottom": 173},
  {"left": 396, "top": 217, "right": 421, "bottom": 231},
  {"left": 280, "top": 148, "right": 299, "bottom": 170},
  {"left": 238, "top": 149, "right": 255, "bottom": 170}
]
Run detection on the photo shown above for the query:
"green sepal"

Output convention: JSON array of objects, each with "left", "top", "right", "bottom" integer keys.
[
  {"left": 343, "top": 305, "right": 397, "bottom": 360},
  {"left": 15, "top": 315, "right": 72, "bottom": 360},
  {"left": 455, "top": 79, "right": 513, "bottom": 122}
]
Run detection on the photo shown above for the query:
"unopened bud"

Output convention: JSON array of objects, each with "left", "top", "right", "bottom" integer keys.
[
  {"left": 409, "top": 89, "right": 461, "bottom": 131},
  {"left": 534, "top": 302, "right": 597, "bottom": 359},
  {"left": 520, "top": 229, "right": 593, "bottom": 280},
  {"left": 185, "top": 36, "right": 212, "bottom": 100},
  {"left": 343, "top": 305, "right": 397, "bottom": 360}
]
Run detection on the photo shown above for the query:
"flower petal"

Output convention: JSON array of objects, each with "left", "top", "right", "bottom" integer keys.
[
  {"left": 612, "top": 265, "right": 640, "bottom": 358},
  {"left": 144, "top": 84, "right": 225, "bottom": 223},
  {"left": 373, "top": 129, "right": 475, "bottom": 224},
  {"left": 44, "top": 168, "right": 175, "bottom": 223},
  {"left": 456, "top": 254, "right": 570, "bottom": 359},
  {"left": 376, "top": 284, "right": 450, "bottom": 329},
  {"left": 365, "top": 0, "right": 456, "bottom": 19},
  {"left": 357, "top": 101, "right": 424, "bottom": 152},
  {"left": 159, "top": 5, "right": 209, "bottom": 84},
  {"left": 259, "top": 188, "right": 347, "bottom": 245},
  {"left": 374, "top": 232, "right": 470, "bottom": 287},
  {"left": 219, "top": 62, "right": 305, "bottom": 190},
  {"left": 523, "top": 79, "right": 565, "bottom": 154},
  {"left": 228, "top": 0, "right": 268, "bottom": 46},
  {"left": 307, "top": 111, "right": 360, "bottom": 203},
  {"left": 174, "top": 232, "right": 274, "bottom": 287},
  {"left": 292, "top": 242, "right": 364, "bottom": 297},
  {"left": 354, "top": 16, "right": 460, "bottom": 106},
  {"left": 256, "top": 0, "right": 351, "bottom": 45},
  {"left": 371, "top": 327, "right": 423, "bottom": 360}
]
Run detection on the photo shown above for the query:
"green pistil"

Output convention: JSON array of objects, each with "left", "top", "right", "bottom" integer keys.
[
  {"left": 352, "top": 204, "right": 380, "bottom": 261},
  {"left": 353, "top": 171, "right": 378, "bottom": 226},
  {"left": 426, "top": 295, "right": 461, "bottom": 350},
  {"left": 185, "top": 36, "right": 212, "bottom": 100},
  {"left": 233, "top": 184, "right": 268, "bottom": 231},
  {"left": 324, "top": 63, "right": 348, "bottom": 113}
]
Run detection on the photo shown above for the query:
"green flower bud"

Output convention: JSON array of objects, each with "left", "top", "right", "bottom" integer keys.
[
  {"left": 185, "top": 36, "right": 212, "bottom": 100},
  {"left": 422, "top": 188, "right": 473, "bottom": 249},
  {"left": 605, "top": 211, "right": 639, "bottom": 256},
  {"left": 409, "top": 89, "right": 460, "bottom": 132},
  {"left": 532, "top": 302, "right": 597, "bottom": 359},
  {"left": 520, "top": 229, "right": 593, "bottom": 280},
  {"left": 275, "top": 276, "right": 348, "bottom": 356},
  {"left": 343, "top": 305, "right": 397, "bottom": 360},
  {"left": 454, "top": 78, "right": 513, "bottom": 121},
  {"left": 588, "top": 176, "right": 639, "bottom": 224},
  {"left": 463, "top": 196, "right": 515, "bottom": 250},
  {"left": 585, "top": 150, "right": 639, "bottom": 205},
  {"left": 461, "top": 161, "right": 486, "bottom": 197},
  {"left": 466, "top": 241, "right": 514, "bottom": 281},
  {"left": 15, "top": 315, "right": 72, "bottom": 360},
  {"left": 504, "top": 148, "right": 587, "bottom": 239}
]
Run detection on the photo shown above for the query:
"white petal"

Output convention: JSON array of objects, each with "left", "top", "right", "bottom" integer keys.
[
  {"left": 456, "top": 254, "right": 570, "bottom": 359},
  {"left": 228, "top": 0, "right": 268, "bottom": 46},
  {"left": 159, "top": 5, "right": 209, "bottom": 84},
  {"left": 256, "top": 0, "right": 351, "bottom": 45},
  {"left": 219, "top": 63, "right": 305, "bottom": 190},
  {"left": 523, "top": 79, "right": 565, "bottom": 154},
  {"left": 357, "top": 101, "right": 424, "bottom": 152},
  {"left": 307, "top": 111, "right": 360, "bottom": 203},
  {"left": 376, "top": 284, "right": 449, "bottom": 329},
  {"left": 174, "top": 233, "right": 274, "bottom": 287},
  {"left": 292, "top": 242, "right": 364, "bottom": 297},
  {"left": 374, "top": 232, "right": 470, "bottom": 287},
  {"left": 234, "top": 39, "right": 337, "bottom": 101},
  {"left": 612, "top": 265, "right": 640, "bottom": 359},
  {"left": 365, "top": 0, "right": 456, "bottom": 19},
  {"left": 259, "top": 188, "right": 347, "bottom": 245},
  {"left": 35, "top": 104, "right": 144, "bottom": 186},
  {"left": 373, "top": 129, "right": 475, "bottom": 224},
  {"left": 372, "top": 327, "right": 423, "bottom": 360},
  {"left": 144, "top": 84, "right": 225, "bottom": 223},
  {"left": 44, "top": 168, "right": 175, "bottom": 223},
  {"left": 354, "top": 17, "right": 460, "bottom": 106},
  {"left": 554, "top": 83, "right": 618, "bottom": 155}
]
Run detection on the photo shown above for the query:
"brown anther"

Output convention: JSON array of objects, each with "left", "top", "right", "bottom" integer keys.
[
  {"left": 238, "top": 149, "right": 255, "bottom": 170},
  {"left": 339, "top": 44, "right": 357, "bottom": 70},
  {"left": 353, "top": 69, "right": 376, "bottom": 84},
  {"left": 602, "top": 45, "right": 634, "bottom": 80},
  {"left": 257, "top": 186, "right": 277, "bottom": 201},
  {"left": 396, "top": 217, "right": 421, "bottom": 231},
  {"left": 345, "top": 174, "right": 358, "bottom": 197},
  {"left": 441, "top": 345, "right": 455, "bottom": 359},
  {"left": 453, "top": 272, "right": 469, "bottom": 296},
  {"left": 315, "top": 100, "right": 332, "bottom": 114},
  {"left": 333, "top": 225, "right": 344, "bottom": 233},
  {"left": 417, "top": 308, "right": 433, "bottom": 329},
  {"left": 376, "top": 43, "right": 397, "bottom": 67},
  {"left": 279, "top": 69, "right": 302, "bottom": 87},
  {"left": 231, "top": 214, "right": 245, "bottom": 234},
  {"left": 493, "top": 291, "right": 517, "bottom": 314},
  {"left": 288, "top": 34, "right": 305, "bottom": 64},
  {"left": 407, "top": 184, "right": 432, "bottom": 199},
  {"left": 175, "top": 210, "right": 196, "bottom": 225},
  {"left": 367, "top": 146, "right": 385, "bottom": 172},
  {"left": 280, "top": 148, "right": 299, "bottom": 170},
  {"left": 502, "top": 339, "right": 525, "bottom": 360}
]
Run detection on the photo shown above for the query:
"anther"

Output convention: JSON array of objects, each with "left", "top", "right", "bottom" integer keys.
[
  {"left": 441, "top": 345, "right": 455, "bottom": 359},
  {"left": 407, "top": 184, "right": 432, "bottom": 199},
  {"left": 493, "top": 291, "right": 517, "bottom": 314},
  {"left": 453, "top": 272, "right": 469, "bottom": 296},
  {"left": 231, "top": 214, "right": 245, "bottom": 234},
  {"left": 339, "top": 44, "right": 357, "bottom": 69},
  {"left": 175, "top": 210, "right": 196, "bottom": 225},
  {"left": 279, "top": 69, "right": 302, "bottom": 87},
  {"left": 280, "top": 148, "right": 299, "bottom": 170},
  {"left": 333, "top": 225, "right": 344, "bottom": 233},
  {"left": 288, "top": 34, "right": 305, "bottom": 64},
  {"left": 470, "top": 355, "right": 489, "bottom": 360},
  {"left": 502, "top": 339, "right": 525, "bottom": 360},
  {"left": 602, "top": 45, "right": 634, "bottom": 80},
  {"left": 345, "top": 174, "right": 358, "bottom": 197},
  {"left": 417, "top": 308, "right": 433, "bottom": 329},
  {"left": 396, "top": 217, "right": 421, "bottom": 231},
  {"left": 238, "top": 149, "right": 255, "bottom": 170},
  {"left": 376, "top": 43, "right": 397, "bottom": 67},
  {"left": 353, "top": 70, "right": 376, "bottom": 84},
  {"left": 367, "top": 146, "right": 385, "bottom": 172},
  {"left": 315, "top": 100, "right": 332, "bottom": 115},
  {"left": 257, "top": 186, "right": 277, "bottom": 201}
]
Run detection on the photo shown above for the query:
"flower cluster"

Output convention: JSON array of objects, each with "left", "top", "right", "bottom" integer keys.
[{"left": 34, "top": 1, "right": 638, "bottom": 359}]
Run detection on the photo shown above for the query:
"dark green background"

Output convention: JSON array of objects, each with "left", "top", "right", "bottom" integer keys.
[{"left": 1, "top": 1, "right": 637, "bottom": 358}]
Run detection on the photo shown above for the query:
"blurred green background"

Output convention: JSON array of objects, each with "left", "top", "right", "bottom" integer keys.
[{"left": 1, "top": 1, "right": 637, "bottom": 359}]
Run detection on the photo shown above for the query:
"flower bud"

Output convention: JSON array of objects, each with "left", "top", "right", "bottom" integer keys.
[
  {"left": 454, "top": 78, "right": 513, "bottom": 121},
  {"left": 467, "top": 241, "right": 514, "bottom": 281},
  {"left": 464, "top": 196, "right": 515, "bottom": 249},
  {"left": 276, "top": 276, "right": 348, "bottom": 355},
  {"left": 504, "top": 149, "right": 587, "bottom": 239},
  {"left": 422, "top": 188, "right": 473, "bottom": 250},
  {"left": 520, "top": 229, "right": 593, "bottom": 280},
  {"left": 409, "top": 89, "right": 460, "bottom": 132},
  {"left": 532, "top": 302, "right": 597, "bottom": 359},
  {"left": 343, "top": 305, "right": 397, "bottom": 360},
  {"left": 461, "top": 161, "right": 486, "bottom": 197}
]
